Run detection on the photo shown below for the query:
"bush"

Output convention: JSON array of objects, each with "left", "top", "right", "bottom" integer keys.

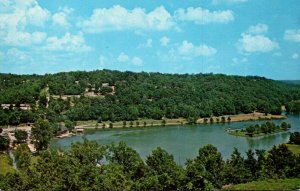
[
  {"left": 15, "top": 130, "right": 28, "bottom": 143},
  {"left": 0, "top": 136, "right": 9, "bottom": 150},
  {"left": 289, "top": 132, "right": 300, "bottom": 145}
]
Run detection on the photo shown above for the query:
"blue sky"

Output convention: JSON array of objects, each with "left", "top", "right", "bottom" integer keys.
[{"left": 0, "top": 0, "right": 299, "bottom": 80}]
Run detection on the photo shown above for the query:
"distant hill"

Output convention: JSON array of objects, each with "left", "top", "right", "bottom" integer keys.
[
  {"left": 280, "top": 80, "right": 300, "bottom": 85},
  {"left": 1, "top": 70, "right": 300, "bottom": 124}
]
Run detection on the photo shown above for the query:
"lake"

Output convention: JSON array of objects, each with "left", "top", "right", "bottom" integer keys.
[{"left": 50, "top": 114, "right": 300, "bottom": 165}]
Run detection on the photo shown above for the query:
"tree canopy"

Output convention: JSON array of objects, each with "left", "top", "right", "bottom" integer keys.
[
  {"left": 1, "top": 70, "right": 300, "bottom": 126},
  {"left": 1, "top": 141, "right": 300, "bottom": 190},
  {"left": 31, "top": 119, "right": 53, "bottom": 151}
]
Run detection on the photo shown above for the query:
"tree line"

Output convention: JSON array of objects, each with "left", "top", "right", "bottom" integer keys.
[{"left": 240, "top": 122, "right": 291, "bottom": 137}]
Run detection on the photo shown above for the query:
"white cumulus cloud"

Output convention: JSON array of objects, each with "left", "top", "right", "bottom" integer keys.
[
  {"left": 26, "top": 4, "right": 50, "bottom": 26},
  {"left": 231, "top": 57, "right": 248, "bottom": 66},
  {"left": 0, "top": 0, "right": 50, "bottom": 28},
  {"left": 138, "top": 38, "right": 152, "bottom": 48},
  {"left": 117, "top": 52, "right": 144, "bottom": 66},
  {"left": 131, "top": 56, "right": 143, "bottom": 66},
  {"left": 77, "top": 5, "right": 175, "bottom": 33},
  {"left": 117, "top": 52, "right": 129, "bottom": 62},
  {"left": 117, "top": 52, "right": 143, "bottom": 66},
  {"left": 4, "top": 31, "right": 47, "bottom": 46},
  {"left": 178, "top": 40, "right": 217, "bottom": 58},
  {"left": 52, "top": 6, "right": 73, "bottom": 28},
  {"left": 237, "top": 24, "right": 279, "bottom": 53},
  {"left": 5, "top": 48, "right": 33, "bottom": 64},
  {"left": 247, "top": 23, "right": 268, "bottom": 34},
  {"left": 45, "top": 32, "right": 91, "bottom": 52},
  {"left": 160, "top": 36, "right": 170, "bottom": 46},
  {"left": 238, "top": 34, "right": 279, "bottom": 53},
  {"left": 159, "top": 40, "right": 216, "bottom": 62},
  {"left": 284, "top": 29, "right": 300, "bottom": 42},
  {"left": 0, "top": 0, "right": 50, "bottom": 47},
  {"left": 175, "top": 7, "right": 234, "bottom": 24},
  {"left": 292, "top": 53, "right": 299, "bottom": 59}
]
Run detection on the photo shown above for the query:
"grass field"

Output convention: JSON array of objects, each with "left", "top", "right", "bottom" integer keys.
[
  {"left": 226, "top": 178, "right": 300, "bottom": 190},
  {"left": 286, "top": 144, "right": 300, "bottom": 155},
  {"left": 0, "top": 153, "right": 15, "bottom": 175}
]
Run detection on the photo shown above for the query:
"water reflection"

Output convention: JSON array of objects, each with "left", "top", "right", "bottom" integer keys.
[{"left": 246, "top": 132, "right": 290, "bottom": 149}]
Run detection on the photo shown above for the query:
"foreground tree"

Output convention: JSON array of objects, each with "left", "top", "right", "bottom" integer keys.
[
  {"left": 107, "top": 141, "right": 146, "bottom": 180},
  {"left": 31, "top": 119, "right": 53, "bottom": 151},
  {"left": 145, "top": 147, "right": 185, "bottom": 190},
  {"left": 186, "top": 144, "right": 224, "bottom": 189},
  {"left": 15, "top": 144, "right": 31, "bottom": 171},
  {"left": 224, "top": 148, "right": 250, "bottom": 184},
  {"left": 3, "top": 140, "right": 300, "bottom": 190},
  {"left": 266, "top": 144, "right": 296, "bottom": 178},
  {"left": 69, "top": 138, "right": 106, "bottom": 165},
  {"left": 244, "top": 149, "right": 258, "bottom": 180}
]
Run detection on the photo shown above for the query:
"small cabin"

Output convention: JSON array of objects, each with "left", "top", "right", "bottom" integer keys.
[
  {"left": 102, "top": 83, "right": 109, "bottom": 87},
  {"left": 56, "top": 126, "right": 69, "bottom": 136},
  {"left": 76, "top": 128, "right": 84, "bottom": 133}
]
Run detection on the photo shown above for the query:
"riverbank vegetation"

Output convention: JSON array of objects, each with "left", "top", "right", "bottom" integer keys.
[
  {"left": 1, "top": 70, "right": 300, "bottom": 128},
  {"left": 0, "top": 140, "right": 299, "bottom": 190},
  {"left": 228, "top": 122, "right": 291, "bottom": 137},
  {"left": 285, "top": 100, "right": 300, "bottom": 113}
]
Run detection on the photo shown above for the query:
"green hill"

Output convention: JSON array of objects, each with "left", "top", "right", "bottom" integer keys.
[{"left": 1, "top": 70, "right": 300, "bottom": 125}]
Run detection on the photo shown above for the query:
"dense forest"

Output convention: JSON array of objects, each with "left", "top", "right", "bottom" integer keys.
[
  {"left": 1, "top": 70, "right": 300, "bottom": 126},
  {"left": 0, "top": 139, "right": 300, "bottom": 190}
]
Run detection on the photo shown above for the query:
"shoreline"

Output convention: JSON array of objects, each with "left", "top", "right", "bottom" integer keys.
[
  {"left": 1, "top": 112, "right": 287, "bottom": 139},
  {"left": 74, "top": 112, "right": 287, "bottom": 132}
]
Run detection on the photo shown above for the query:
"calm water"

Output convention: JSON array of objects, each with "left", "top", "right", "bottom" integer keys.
[{"left": 51, "top": 114, "right": 300, "bottom": 165}]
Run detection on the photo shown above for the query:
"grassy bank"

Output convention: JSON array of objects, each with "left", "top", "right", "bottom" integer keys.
[
  {"left": 0, "top": 153, "right": 14, "bottom": 175},
  {"left": 286, "top": 144, "right": 300, "bottom": 155},
  {"left": 75, "top": 112, "right": 286, "bottom": 130},
  {"left": 225, "top": 178, "right": 300, "bottom": 190}
]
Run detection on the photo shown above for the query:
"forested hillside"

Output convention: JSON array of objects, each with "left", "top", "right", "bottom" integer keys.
[
  {"left": 281, "top": 80, "right": 300, "bottom": 85},
  {"left": 1, "top": 70, "right": 300, "bottom": 125}
]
